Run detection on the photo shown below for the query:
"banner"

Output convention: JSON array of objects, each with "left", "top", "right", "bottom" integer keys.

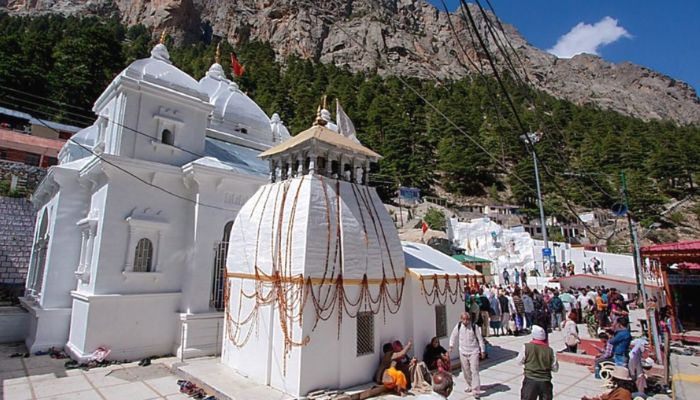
[{"left": 399, "top": 187, "right": 421, "bottom": 203}]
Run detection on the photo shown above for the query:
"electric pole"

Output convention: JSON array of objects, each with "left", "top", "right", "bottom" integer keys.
[
  {"left": 521, "top": 132, "right": 550, "bottom": 275},
  {"left": 620, "top": 170, "right": 662, "bottom": 361}
]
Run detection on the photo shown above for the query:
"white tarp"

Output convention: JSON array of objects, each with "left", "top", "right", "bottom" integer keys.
[
  {"left": 402, "top": 241, "right": 481, "bottom": 276},
  {"left": 226, "top": 175, "right": 405, "bottom": 280},
  {"left": 448, "top": 217, "right": 535, "bottom": 275}
]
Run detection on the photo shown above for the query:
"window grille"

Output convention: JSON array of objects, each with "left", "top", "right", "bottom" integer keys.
[
  {"left": 133, "top": 238, "right": 154, "bottom": 272},
  {"left": 435, "top": 305, "right": 447, "bottom": 338},
  {"left": 356, "top": 311, "right": 374, "bottom": 356}
]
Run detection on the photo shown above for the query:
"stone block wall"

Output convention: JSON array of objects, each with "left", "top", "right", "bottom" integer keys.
[
  {"left": 0, "top": 160, "right": 47, "bottom": 194},
  {"left": 0, "top": 197, "right": 36, "bottom": 288}
]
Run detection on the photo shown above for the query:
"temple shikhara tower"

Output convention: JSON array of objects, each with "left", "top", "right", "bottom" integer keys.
[{"left": 222, "top": 111, "right": 407, "bottom": 395}]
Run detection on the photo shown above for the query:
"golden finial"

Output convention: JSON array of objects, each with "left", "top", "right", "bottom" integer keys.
[
  {"left": 215, "top": 42, "right": 221, "bottom": 64},
  {"left": 159, "top": 29, "right": 167, "bottom": 45},
  {"left": 322, "top": 94, "right": 328, "bottom": 110},
  {"left": 313, "top": 105, "right": 327, "bottom": 127}
]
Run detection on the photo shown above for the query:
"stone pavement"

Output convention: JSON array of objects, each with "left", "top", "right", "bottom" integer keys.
[
  {"left": 0, "top": 317, "right": 676, "bottom": 400},
  {"left": 379, "top": 321, "right": 672, "bottom": 400},
  {"left": 0, "top": 342, "right": 187, "bottom": 400},
  {"left": 670, "top": 352, "right": 700, "bottom": 400}
]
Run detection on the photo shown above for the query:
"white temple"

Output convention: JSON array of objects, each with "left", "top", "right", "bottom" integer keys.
[
  {"left": 21, "top": 41, "right": 289, "bottom": 361},
  {"left": 20, "top": 39, "right": 482, "bottom": 397}
]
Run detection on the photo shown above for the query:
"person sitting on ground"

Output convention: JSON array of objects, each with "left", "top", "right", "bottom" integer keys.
[
  {"left": 516, "top": 325, "right": 559, "bottom": 400},
  {"left": 581, "top": 366, "right": 639, "bottom": 400},
  {"left": 382, "top": 360, "right": 408, "bottom": 396},
  {"left": 394, "top": 340, "right": 432, "bottom": 393},
  {"left": 393, "top": 340, "right": 411, "bottom": 365},
  {"left": 423, "top": 337, "right": 450, "bottom": 372},
  {"left": 375, "top": 341, "right": 413, "bottom": 387},
  {"left": 589, "top": 331, "right": 614, "bottom": 379}
]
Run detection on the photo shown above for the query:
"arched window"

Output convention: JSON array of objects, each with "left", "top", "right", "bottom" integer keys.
[
  {"left": 222, "top": 221, "right": 234, "bottom": 242},
  {"left": 133, "top": 238, "right": 154, "bottom": 272},
  {"left": 161, "top": 129, "right": 174, "bottom": 145},
  {"left": 38, "top": 209, "right": 49, "bottom": 240}
]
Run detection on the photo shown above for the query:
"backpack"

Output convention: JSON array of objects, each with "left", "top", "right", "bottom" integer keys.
[
  {"left": 458, "top": 321, "right": 478, "bottom": 336},
  {"left": 478, "top": 296, "right": 490, "bottom": 312},
  {"left": 551, "top": 297, "right": 564, "bottom": 313}
]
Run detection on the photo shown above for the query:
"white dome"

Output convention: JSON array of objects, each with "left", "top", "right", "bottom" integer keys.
[
  {"left": 227, "top": 176, "right": 405, "bottom": 281},
  {"left": 199, "top": 63, "right": 272, "bottom": 141},
  {"left": 121, "top": 44, "right": 208, "bottom": 101}
]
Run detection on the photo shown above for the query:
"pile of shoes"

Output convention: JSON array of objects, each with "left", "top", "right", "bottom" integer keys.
[{"left": 176, "top": 379, "right": 217, "bottom": 399}]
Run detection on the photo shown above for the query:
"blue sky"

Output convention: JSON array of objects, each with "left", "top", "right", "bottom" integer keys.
[{"left": 429, "top": 0, "right": 700, "bottom": 93}]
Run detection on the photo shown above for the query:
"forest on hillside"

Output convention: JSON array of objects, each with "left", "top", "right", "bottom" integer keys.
[{"left": 1, "top": 14, "right": 700, "bottom": 229}]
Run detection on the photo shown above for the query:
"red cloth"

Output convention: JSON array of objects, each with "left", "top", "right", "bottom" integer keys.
[
  {"left": 421, "top": 221, "right": 428, "bottom": 234},
  {"left": 230, "top": 52, "right": 245, "bottom": 77}
]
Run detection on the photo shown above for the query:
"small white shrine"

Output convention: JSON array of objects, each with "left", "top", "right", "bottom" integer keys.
[{"left": 222, "top": 113, "right": 481, "bottom": 396}]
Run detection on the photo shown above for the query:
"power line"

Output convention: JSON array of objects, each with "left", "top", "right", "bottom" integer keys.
[
  {"left": 454, "top": 0, "right": 622, "bottom": 241},
  {"left": 4, "top": 99, "right": 253, "bottom": 214},
  {"left": 301, "top": 1, "right": 545, "bottom": 195}
]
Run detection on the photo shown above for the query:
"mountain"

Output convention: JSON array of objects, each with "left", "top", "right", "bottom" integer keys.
[{"left": 3, "top": 0, "right": 699, "bottom": 125}]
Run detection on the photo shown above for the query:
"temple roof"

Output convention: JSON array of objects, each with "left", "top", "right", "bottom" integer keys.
[
  {"left": 121, "top": 44, "right": 208, "bottom": 102},
  {"left": 258, "top": 125, "right": 381, "bottom": 160},
  {"left": 199, "top": 63, "right": 272, "bottom": 140}
]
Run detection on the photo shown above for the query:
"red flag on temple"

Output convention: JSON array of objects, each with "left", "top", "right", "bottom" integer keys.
[{"left": 230, "top": 52, "right": 245, "bottom": 77}]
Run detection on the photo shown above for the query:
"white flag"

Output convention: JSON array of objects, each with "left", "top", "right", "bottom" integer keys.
[{"left": 336, "top": 99, "right": 361, "bottom": 144}]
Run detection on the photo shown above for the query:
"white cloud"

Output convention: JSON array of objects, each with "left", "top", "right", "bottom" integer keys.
[{"left": 548, "top": 16, "right": 631, "bottom": 58}]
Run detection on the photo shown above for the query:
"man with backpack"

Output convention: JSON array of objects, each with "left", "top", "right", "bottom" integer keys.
[
  {"left": 449, "top": 312, "right": 486, "bottom": 398},
  {"left": 548, "top": 291, "right": 565, "bottom": 331}
]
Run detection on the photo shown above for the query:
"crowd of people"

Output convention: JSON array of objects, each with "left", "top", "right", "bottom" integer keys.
[{"left": 374, "top": 280, "right": 657, "bottom": 399}]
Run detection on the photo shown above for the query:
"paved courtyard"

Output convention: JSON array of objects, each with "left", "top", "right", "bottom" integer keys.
[
  {"left": 0, "top": 342, "right": 186, "bottom": 400},
  {"left": 0, "top": 317, "right": 674, "bottom": 400},
  {"left": 379, "top": 318, "right": 673, "bottom": 400}
]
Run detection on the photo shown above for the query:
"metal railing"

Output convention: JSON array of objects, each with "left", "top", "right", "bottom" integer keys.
[{"left": 210, "top": 241, "right": 229, "bottom": 311}]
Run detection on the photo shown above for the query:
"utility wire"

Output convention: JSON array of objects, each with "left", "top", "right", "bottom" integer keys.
[
  {"left": 299, "top": 0, "right": 546, "bottom": 200},
  {"left": 3, "top": 98, "right": 253, "bottom": 214},
  {"left": 455, "top": 0, "right": 620, "bottom": 241},
  {"left": 469, "top": 0, "right": 622, "bottom": 207}
]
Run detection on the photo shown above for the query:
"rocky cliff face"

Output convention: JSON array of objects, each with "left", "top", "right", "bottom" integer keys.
[{"left": 4, "top": 0, "right": 700, "bottom": 124}]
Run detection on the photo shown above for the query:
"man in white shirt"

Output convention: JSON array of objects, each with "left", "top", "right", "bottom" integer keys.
[{"left": 449, "top": 312, "right": 486, "bottom": 397}]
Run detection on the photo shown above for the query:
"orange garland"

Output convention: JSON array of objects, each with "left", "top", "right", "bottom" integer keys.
[{"left": 223, "top": 178, "right": 406, "bottom": 375}]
